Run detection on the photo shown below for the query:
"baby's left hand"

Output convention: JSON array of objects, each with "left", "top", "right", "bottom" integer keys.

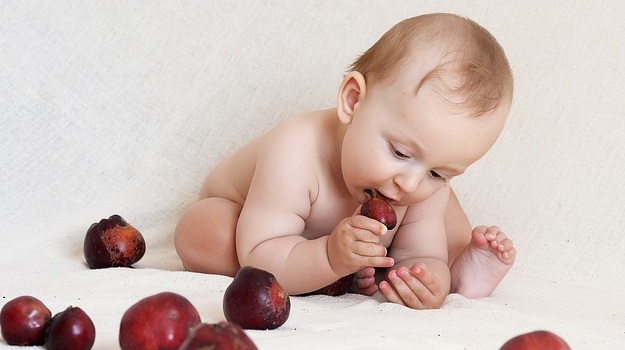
[
  {"left": 350, "top": 267, "right": 379, "bottom": 296},
  {"left": 379, "top": 264, "right": 445, "bottom": 309}
]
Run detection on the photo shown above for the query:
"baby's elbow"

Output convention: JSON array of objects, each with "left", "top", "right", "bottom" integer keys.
[{"left": 236, "top": 240, "right": 275, "bottom": 272}]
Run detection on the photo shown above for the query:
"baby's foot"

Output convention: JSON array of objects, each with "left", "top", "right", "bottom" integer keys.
[{"left": 450, "top": 225, "right": 516, "bottom": 298}]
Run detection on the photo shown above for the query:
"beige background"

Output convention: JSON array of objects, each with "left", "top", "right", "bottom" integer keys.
[{"left": 1, "top": 1, "right": 623, "bottom": 348}]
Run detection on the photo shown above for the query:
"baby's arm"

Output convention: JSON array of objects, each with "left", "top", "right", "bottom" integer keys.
[
  {"left": 235, "top": 126, "right": 393, "bottom": 295},
  {"left": 238, "top": 198, "right": 393, "bottom": 295},
  {"left": 380, "top": 187, "right": 452, "bottom": 309}
]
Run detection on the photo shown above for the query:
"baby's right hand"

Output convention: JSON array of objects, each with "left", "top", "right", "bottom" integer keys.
[{"left": 327, "top": 215, "right": 394, "bottom": 277}]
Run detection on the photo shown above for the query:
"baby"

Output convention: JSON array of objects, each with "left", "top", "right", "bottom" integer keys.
[{"left": 175, "top": 13, "right": 516, "bottom": 309}]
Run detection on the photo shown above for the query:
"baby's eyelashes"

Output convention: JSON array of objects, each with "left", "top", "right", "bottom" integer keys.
[
  {"left": 389, "top": 142, "right": 411, "bottom": 159},
  {"left": 394, "top": 150, "right": 410, "bottom": 159},
  {"left": 429, "top": 170, "right": 449, "bottom": 182},
  {"left": 429, "top": 170, "right": 442, "bottom": 178}
]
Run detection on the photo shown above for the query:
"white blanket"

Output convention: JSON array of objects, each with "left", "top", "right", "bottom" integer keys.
[{"left": 1, "top": 1, "right": 624, "bottom": 349}]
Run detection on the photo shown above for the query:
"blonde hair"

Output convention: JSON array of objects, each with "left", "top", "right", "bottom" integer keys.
[{"left": 349, "top": 13, "right": 513, "bottom": 117}]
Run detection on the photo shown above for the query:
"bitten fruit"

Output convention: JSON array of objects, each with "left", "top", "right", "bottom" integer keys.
[
  {"left": 0, "top": 295, "right": 51, "bottom": 346},
  {"left": 83, "top": 214, "right": 146, "bottom": 269},
  {"left": 360, "top": 190, "right": 397, "bottom": 230},
  {"left": 119, "top": 292, "right": 201, "bottom": 350},
  {"left": 223, "top": 266, "right": 290, "bottom": 330}
]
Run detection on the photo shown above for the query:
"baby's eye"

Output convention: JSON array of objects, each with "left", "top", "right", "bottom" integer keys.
[
  {"left": 429, "top": 170, "right": 443, "bottom": 179},
  {"left": 394, "top": 149, "right": 410, "bottom": 159}
]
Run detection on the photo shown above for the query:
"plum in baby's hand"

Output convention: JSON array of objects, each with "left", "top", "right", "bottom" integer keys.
[{"left": 361, "top": 190, "right": 397, "bottom": 230}]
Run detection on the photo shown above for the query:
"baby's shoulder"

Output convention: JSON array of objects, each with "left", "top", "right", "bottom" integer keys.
[
  {"left": 260, "top": 109, "right": 335, "bottom": 156},
  {"left": 242, "top": 110, "right": 337, "bottom": 202},
  {"left": 270, "top": 109, "right": 332, "bottom": 137}
]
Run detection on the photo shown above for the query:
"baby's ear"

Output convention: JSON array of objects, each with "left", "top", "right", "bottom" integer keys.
[{"left": 337, "top": 71, "right": 367, "bottom": 124}]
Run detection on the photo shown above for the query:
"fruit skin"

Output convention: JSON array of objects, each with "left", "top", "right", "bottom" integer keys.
[
  {"left": 83, "top": 214, "right": 146, "bottom": 269},
  {"left": 178, "top": 322, "right": 258, "bottom": 350},
  {"left": 119, "top": 292, "right": 201, "bottom": 350},
  {"left": 0, "top": 295, "right": 51, "bottom": 346},
  {"left": 360, "top": 195, "right": 397, "bottom": 230},
  {"left": 302, "top": 273, "right": 354, "bottom": 296},
  {"left": 223, "top": 266, "right": 291, "bottom": 330},
  {"left": 45, "top": 306, "right": 96, "bottom": 350},
  {"left": 500, "top": 330, "right": 571, "bottom": 350}
]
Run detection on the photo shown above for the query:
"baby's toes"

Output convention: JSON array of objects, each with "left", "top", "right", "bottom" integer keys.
[
  {"left": 484, "top": 226, "right": 503, "bottom": 240},
  {"left": 500, "top": 236, "right": 514, "bottom": 250},
  {"left": 486, "top": 227, "right": 510, "bottom": 245},
  {"left": 499, "top": 245, "right": 516, "bottom": 263},
  {"left": 493, "top": 237, "right": 515, "bottom": 259},
  {"left": 471, "top": 226, "right": 490, "bottom": 247}
]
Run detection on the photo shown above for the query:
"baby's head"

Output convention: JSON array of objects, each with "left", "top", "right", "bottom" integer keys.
[
  {"left": 337, "top": 14, "right": 514, "bottom": 205},
  {"left": 349, "top": 13, "right": 513, "bottom": 118}
]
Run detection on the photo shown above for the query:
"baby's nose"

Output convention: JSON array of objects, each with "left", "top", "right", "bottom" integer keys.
[{"left": 393, "top": 169, "right": 423, "bottom": 194}]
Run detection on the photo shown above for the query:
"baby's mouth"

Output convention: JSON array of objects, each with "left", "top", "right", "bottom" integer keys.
[{"left": 364, "top": 189, "right": 394, "bottom": 203}]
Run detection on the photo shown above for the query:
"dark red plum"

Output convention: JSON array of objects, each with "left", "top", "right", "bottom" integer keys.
[
  {"left": 119, "top": 292, "right": 201, "bottom": 350},
  {"left": 360, "top": 191, "right": 397, "bottom": 230},
  {"left": 44, "top": 306, "right": 95, "bottom": 350},
  {"left": 0, "top": 295, "right": 51, "bottom": 346},
  {"left": 178, "top": 322, "right": 258, "bottom": 350},
  {"left": 500, "top": 330, "right": 571, "bottom": 350},
  {"left": 223, "top": 266, "right": 290, "bottom": 330}
]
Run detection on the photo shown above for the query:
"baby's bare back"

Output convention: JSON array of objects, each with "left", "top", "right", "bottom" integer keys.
[
  {"left": 198, "top": 109, "right": 366, "bottom": 240},
  {"left": 199, "top": 135, "right": 260, "bottom": 204}
]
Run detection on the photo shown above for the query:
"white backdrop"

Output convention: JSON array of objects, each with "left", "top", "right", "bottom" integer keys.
[{"left": 1, "top": 1, "right": 624, "bottom": 349}]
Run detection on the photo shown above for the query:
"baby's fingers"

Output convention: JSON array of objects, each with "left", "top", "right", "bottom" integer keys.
[
  {"left": 384, "top": 268, "right": 429, "bottom": 309},
  {"left": 379, "top": 279, "right": 406, "bottom": 307},
  {"left": 351, "top": 267, "right": 378, "bottom": 295},
  {"left": 353, "top": 241, "right": 394, "bottom": 269},
  {"left": 380, "top": 265, "right": 443, "bottom": 309},
  {"left": 363, "top": 255, "right": 394, "bottom": 269},
  {"left": 354, "top": 266, "right": 377, "bottom": 279},
  {"left": 354, "top": 240, "right": 387, "bottom": 257},
  {"left": 349, "top": 215, "right": 388, "bottom": 237},
  {"left": 409, "top": 265, "right": 443, "bottom": 304}
]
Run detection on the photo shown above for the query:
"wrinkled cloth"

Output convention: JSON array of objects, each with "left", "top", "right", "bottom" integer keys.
[{"left": 1, "top": 1, "right": 624, "bottom": 349}]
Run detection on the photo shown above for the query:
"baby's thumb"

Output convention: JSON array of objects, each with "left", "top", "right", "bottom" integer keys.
[{"left": 353, "top": 203, "right": 388, "bottom": 236}]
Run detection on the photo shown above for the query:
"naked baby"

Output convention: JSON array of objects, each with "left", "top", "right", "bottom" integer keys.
[{"left": 174, "top": 13, "right": 516, "bottom": 309}]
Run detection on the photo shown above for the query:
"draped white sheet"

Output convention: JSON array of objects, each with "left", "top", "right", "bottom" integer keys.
[{"left": 1, "top": 1, "right": 624, "bottom": 349}]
